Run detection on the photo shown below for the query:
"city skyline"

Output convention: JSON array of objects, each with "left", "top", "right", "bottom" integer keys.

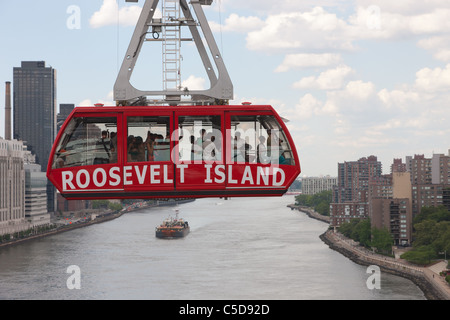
[{"left": 1, "top": 0, "right": 450, "bottom": 176}]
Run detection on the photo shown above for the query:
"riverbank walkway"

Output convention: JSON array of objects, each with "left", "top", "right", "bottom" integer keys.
[
  {"left": 289, "top": 204, "right": 450, "bottom": 300},
  {"left": 327, "top": 230, "right": 450, "bottom": 300}
]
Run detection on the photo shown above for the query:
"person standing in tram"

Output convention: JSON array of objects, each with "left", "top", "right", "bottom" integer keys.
[
  {"left": 135, "top": 136, "right": 146, "bottom": 162},
  {"left": 196, "top": 129, "right": 206, "bottom": 147},
  {"left": 267, "top": 129, "right": 284, "bottom": 164},
  {"left": 55, "top": 149, "right": 67, "bottom": 168},
  {"left": 233, "top": 132, "right": 245, "bottom": 162},
  {"left": 96, "top": 130, "right": 111, "bottom": 164},
  {"left": 191, "top": 135, "right": 202, "bottom": 162},
  {"left": 202, "top": 133, "right": 217, "bottom": 161},
  {"left": 145, "top": 131, "right": 155, "bottom": 161},
  {"left": 257, "top": 136, "right": 270, "bottom": 164},
  {"left": 110, "top": 132, "right": 117, "bottom": 163}
]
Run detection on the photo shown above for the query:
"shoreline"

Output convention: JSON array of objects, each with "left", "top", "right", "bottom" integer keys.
[
  {"left": 0, "top": 211, "right": 124, "bottom": 248},
  {"left": 0, "top": 199, "right": 194, "bottom": 249},
  {"left": 289, "top": 204, "right": 450, "bottom": 300}
]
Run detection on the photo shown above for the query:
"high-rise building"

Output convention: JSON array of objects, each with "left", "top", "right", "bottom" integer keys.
[
  {"left": 330, "top": 156, "right": 382, "bottom": 226},
  {"left": 431, "top": 151, "right": 450, "bottom": 185},
  {"left": 370, "top": 198, "right": 411, "bottom": 246},
  {"left": 408, "top": 152, "right": 450, "bottom": 216},
  {"left": 24, "top": 163, "right": 51, "bottom": 228},
  {"left": 335, "top": 156, "right": 382, "bottom": 204},
  {"left": 13, "top": 61, "right": 57, "bottom": 168},
  {"left": 368, "top": 167, "right": 413, "bottom": 245},
  {"left": 391, "top": 158, "right": 407, "bottom": 173},
  {"left": 301, "top": 176, "right": 337, "bottom": 195},
  {"left": 0, "top": 138, "right": 28, "bottom": 236},
  {"left": 13, "top": 61, "right": 57, "bottom": 213},
  {"left": 57, "top": 103, "right": 74, "bottom": 134}
]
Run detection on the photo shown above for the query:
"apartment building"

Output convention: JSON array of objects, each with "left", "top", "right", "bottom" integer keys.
[
  {"left": 368, "top": 166, "right": 413, "bottom": 245},
  {"left": 371, "top": 198, "right": 411, "bottom": 246},
  {"left": 301, "top": 176, "right": 337, "bottom": 195},
  {"left": 0, "top": 138, "right": 28, "bottom": 236},
  {"left": 330, "top": 156, "right": 382, "bottom": 226},
  {"left": 408, "top": 153, "right": 450, "bottom": 216}
]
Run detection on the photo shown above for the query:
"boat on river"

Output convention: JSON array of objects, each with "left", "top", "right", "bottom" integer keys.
[{"left": 155, "top": 209, "right": 190, "bottom": 239}]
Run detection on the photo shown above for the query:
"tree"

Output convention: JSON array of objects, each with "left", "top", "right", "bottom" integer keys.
[
  {"left": 339, "top": 219, "right": 361, "bottom": 238},
  {"left": 315, "top": 202, "right": 330, "bottom": 216},
  {"left": 352, "top": 219, "right": 371, "bottom": 247},
  {"left": 92, "top": 200, "right": 109, "bottom": 209},
  {"left": 295, "top": 190, "right": 332, "bottom": 216},
  {"left": 371, "top": 227, "right": 393, "bottom": 254},
  {"left": 414, "top": 205, "right": 450, "bottom": 224},
  {"left": 402, "top": 206, "right": 450, "bottom": 265},
  {"left": 401, "top": 245, "right": 436, "bottom": 265},
  {"left": 413, "top": 220, "right": 438, "bottom": 247}
]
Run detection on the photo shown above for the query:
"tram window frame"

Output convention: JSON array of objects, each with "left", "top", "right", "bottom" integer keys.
[
  {"left": 51, "top": 116, "right": 119, "bottom": 169},
  {"left": 126, "top": 116, "right": 172, "bottom": 163},
  {"left": 228, "top": 114, "right": 296, "bottom": 166}
]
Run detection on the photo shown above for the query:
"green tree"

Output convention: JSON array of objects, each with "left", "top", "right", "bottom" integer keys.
[
  {"left": 339, "top": 219, "right": 361, "bottom": 238},
  {"left": 402, "top": 206, "right": 450, "bottom": 265},
  {"left": 353, "top": 219, "right": 371, "bottom": 247},
  {"left": 413, "top": 220, "right": 438, "bottom": 247},
  {"left": 295, "top": 190, "right": 332, "bottom": 216},
  {"left": 414, "top": 205, "right": 450, "bottom": 224},
  {"left": 92, "top": 200, "right": 109, "bottom": 209},
  {"left": 371, "top": 227, "right": 393, "bottom": 254},
  {"left": 108, "top": 202, "right": 123, "bottom": 211},
  {"left": 315, "top": 201, "right": 329, "bottom": 216},
  {"left": 401, "top": 245, "right": 436, "bottom": 265}
]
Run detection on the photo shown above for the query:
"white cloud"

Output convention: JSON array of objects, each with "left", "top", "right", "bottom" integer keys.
[
  {"left": 228, "top": 3, "right": 450, "bottom": 61},
  {"left": 246, "top": 8, "right": 354, "bottom": 52},
  {"left": 417, "top": 36, "right": 450, "bottom": 62},
  {"left": 78, "top": 99, "right": 93, "bottom": 107},
  {"left": 343, "top": 80, "right": 376, "bottom": 100},
  {"left": 415, "top": 64, "right": 450, "bottom": 93},
  {"left": 377, "top": 88, "right": 420, "bottom": 110},
  {"left": 182, "top": 75, "right": 206, "bottom": 91},
  {"left": 293, "top": 65, "right": 354, "bottom": 90},
  {"left": 355, "top": 0, "right": 450, "bottom": 16},
  {"left": 275, "top": 53, "right": 342, "bottom": 72},
  {"left": 90, "top": 0, "right": 143, "bottom": 28},
  {"left": 209, "top": 13, "right": 265, "bottom": 33},
  {"left": 78, "top": 91, "right": 115, "bottom": 107},
  {"left": 293, "top": 93, "right": 323, "bottom": 119}
]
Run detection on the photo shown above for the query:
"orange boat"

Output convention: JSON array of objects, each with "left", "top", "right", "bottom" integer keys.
[{"left": 155, "top": 209, "right": 190, "bottom": 239}]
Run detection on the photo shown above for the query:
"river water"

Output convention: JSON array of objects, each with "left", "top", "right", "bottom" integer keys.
[{"left": 0, "top": 196, "right": 425, "bottom": 300}]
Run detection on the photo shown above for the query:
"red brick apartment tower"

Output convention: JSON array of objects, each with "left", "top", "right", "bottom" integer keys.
[{"left": 330, "top": 156, "right": 382, "bottom": 226}]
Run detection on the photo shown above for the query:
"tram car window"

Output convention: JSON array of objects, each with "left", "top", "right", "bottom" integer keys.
[{"left": 52, "top": 117, "right": 118, "bottom": 169}]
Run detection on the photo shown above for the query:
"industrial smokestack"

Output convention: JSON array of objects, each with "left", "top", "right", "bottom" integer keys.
[{"left": 5, "top": 81, "right": 11, "bottom": 140}]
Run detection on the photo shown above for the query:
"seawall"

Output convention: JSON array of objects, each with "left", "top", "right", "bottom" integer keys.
[
  {"left": 320, "top": 230, "right": 449, "bottom": 300},
  {"left": 287, "top": 205, "right": 330, "bottom": 223},
  {"left": 0, "top": 211, "right": 124, "bottom": 248},
  {"left": 289, "top": 204, "right": 450, "bottom": 300}
]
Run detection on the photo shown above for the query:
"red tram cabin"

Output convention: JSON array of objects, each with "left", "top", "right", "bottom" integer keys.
[{"left": 47, "top": 105, "right": 301, "bottom": 200}]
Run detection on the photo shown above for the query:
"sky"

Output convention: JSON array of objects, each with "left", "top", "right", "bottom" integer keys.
[{"left": 1, "top": 0, "right": 449, "bottom": 177}]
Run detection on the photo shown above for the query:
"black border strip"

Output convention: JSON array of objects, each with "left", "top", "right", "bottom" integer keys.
[{"left": 62, "top": 189, "right": 286, "bottom": 200}]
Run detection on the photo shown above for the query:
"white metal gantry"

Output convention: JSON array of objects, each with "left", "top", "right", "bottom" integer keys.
[{"left": 116, "top": 0, "right": 233, "bottom": 106}]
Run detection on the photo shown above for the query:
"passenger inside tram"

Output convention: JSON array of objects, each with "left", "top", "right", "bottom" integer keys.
[
  {"left": 127, "top": 116, "right": 171, "bottom": 163},
  {"left": 202, "top": 133, "right": 217, "bottom": 161}
]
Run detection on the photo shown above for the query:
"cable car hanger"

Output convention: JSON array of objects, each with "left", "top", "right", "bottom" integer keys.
[{"left": 115, "top": 0, "right": 233, "bottom": 106}]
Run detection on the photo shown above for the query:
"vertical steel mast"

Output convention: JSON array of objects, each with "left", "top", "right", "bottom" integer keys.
[{"left": 115, "top": 0, "right": 233, "bottom": 106}]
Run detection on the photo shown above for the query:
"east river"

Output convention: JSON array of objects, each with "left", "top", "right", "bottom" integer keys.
[{"left": 0, "top": 196, "right": 425, "bottom": 300}]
